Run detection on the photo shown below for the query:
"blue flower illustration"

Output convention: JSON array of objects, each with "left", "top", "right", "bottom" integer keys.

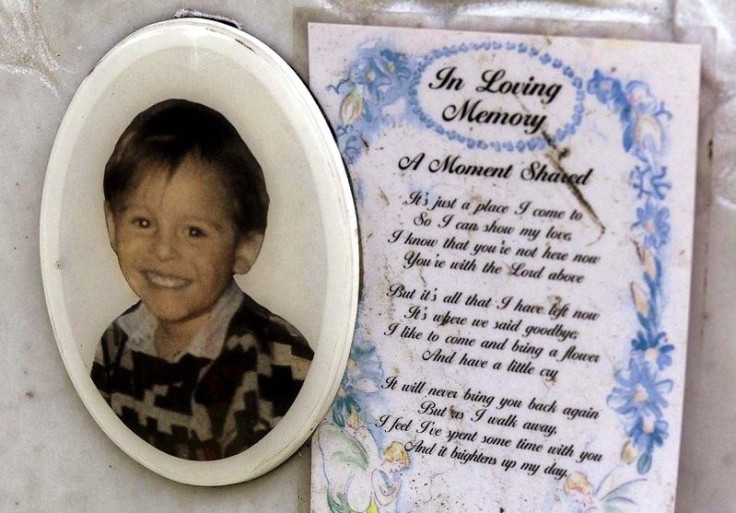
[
  {"left": 587, "top": 70, "right": 628, "bottom": 113},
  {"left": 633, "top": 201, "right": 670, "bottom": 248},
  {"left": 346, "top": 48, "right": 411, "bottom": 105},
  {"left": 630, "top": 416, "right": 669, "bottom": 453},
  {"left": 332, "top": 46, "right": 411, "bottom": 107},
  {"left": 588, "top": 71, "right": 671, "bottom": 163},
  {"left": 608, "top": 360, "right": 673, "bottom": 420},
  {"left": 625, "top": 81, "right": 658, "bottom": 116},
  {"left": 631, "top": 330, "right": 674, "bottom": 370},
  {"left": 328, "top": 44, "right": 413, "bottom": 163}
]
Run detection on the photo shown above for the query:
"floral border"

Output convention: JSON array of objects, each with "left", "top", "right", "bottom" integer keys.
[
  {"left": 588, "top": 70, "right": 675, "bottom": 476},
  {"left": 558, "top": 71, "right": 674, "bottom": 512}
]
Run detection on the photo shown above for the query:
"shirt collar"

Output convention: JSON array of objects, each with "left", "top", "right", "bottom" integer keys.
[{"left": 116, "top": 280, "right": 244, "bottom": 362}]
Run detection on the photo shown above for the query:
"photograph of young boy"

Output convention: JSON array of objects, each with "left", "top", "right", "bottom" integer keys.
[{"left": 90, "top": 99, "right": 313, "bottom": 461}]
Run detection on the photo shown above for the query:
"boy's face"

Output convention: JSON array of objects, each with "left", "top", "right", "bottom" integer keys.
[{"left": 105, "top": 156, "right": 262, "bottom": 328}]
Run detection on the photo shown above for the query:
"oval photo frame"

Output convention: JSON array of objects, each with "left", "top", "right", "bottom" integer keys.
[{"left": 41, "top": 19, "right": 358, "bottom": 485}]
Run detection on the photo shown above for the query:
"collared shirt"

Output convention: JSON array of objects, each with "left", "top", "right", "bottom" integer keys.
[
  {"left": 91, "top": 282, "right": 313, "bottom": 460},
  {"left": 115, "top": 280, "right": 244, "bottom": 362}
]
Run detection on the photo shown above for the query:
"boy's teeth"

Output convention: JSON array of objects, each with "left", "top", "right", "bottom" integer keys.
[{"left": 147, "top": 272, "right": 187, "bottom": 288}]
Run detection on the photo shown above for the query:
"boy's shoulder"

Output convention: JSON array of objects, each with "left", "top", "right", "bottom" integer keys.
[
  {"left": 226, "top": 291, "right": 314, "bottom": 360},
  {"left": 100, "top": 302, "right": 140, "bottom": 348}
]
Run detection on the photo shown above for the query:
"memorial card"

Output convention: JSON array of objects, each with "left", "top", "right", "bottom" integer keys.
[{"left": 309, "top": 23, "right": 699, "bottom": 512}]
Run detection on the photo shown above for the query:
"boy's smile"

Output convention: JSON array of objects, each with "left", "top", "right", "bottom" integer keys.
[
  {"left": 144, "top": 271, "right": 190, "bottom": 289},
  {"left": 105, "top": 156, "right": 261, "bottom": 347}
]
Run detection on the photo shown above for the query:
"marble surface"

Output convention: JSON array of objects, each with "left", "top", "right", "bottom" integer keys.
[{"left": 0, "top": 1, "right": 733, "bottom": 511}]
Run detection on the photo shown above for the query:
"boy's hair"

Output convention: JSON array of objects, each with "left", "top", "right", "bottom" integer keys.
[{"left": 103, "top": 99, "right": 269, "bottom": 236}]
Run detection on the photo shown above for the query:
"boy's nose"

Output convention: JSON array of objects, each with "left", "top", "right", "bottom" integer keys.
[{"left": 151, "top": 231, "right": 178, "bottom": 260}]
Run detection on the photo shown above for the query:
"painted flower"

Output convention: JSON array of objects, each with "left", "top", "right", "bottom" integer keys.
[
  {"left": 347, "top": 47, "right": 411, "bottom": 106},
  {"left": 340, "top": 89, "right": 365, "bottom": 125},
  {"left": 633, "top": 201, "right": 670, "bottom": 248},
  {"left": 631, "top": 330, "right": 674, "bottom": 370},
  {"left": 328, "top": 45, "right": 413, "bottom": 164},
  {"left": 564, "top": 472, "right": 597, "bottom": 511},
  {"left": 565, "top": 472, "right": 594, "bottom": 495},
  {"left": 608, "top": 360, "right": 673, "bottom": 420},
  {"left": 630, "top": 415, "right": 668, "bottom": 453},
  {"left": 625, "top": 81, "right": 657, "bottom": 114},
  {"left": 621, "top": 439, "right": 639, "bottom": 464},
  {"left": 589, "top": 71, "right": 671, "bottom": 164},
  {"left": 587, "top": 70, "right": 627, "bottom": 112}
]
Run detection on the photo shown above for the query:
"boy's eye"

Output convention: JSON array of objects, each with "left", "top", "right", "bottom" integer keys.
[
  {"left": 132, "top": 217, "right": 151, "bottom": 229},
  {"left": 187, "top": 226, "right": 206, "bottom": 238}
]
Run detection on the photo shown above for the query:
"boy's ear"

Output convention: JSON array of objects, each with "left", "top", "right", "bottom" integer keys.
[
  {"left": 103, "top": 202, "right": 118, "bottom": 253},
  {"left": 233, "top": 232, "right": 264, "bottom": 274}
]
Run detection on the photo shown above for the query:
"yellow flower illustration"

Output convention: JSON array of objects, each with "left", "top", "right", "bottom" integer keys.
[
  {"left": 340, "top": 89, "right": 364, "bottom": 125},
  {"left": 630, "top": 282, "right": 649, "bottom": 318}
]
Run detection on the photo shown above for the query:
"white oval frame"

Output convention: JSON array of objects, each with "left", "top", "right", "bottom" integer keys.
[{"left": 40, "top": 19, "right": 358, "bottom": 486}]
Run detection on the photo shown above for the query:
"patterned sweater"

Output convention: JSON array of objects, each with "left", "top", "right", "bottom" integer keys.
[{"left": 90, "top": 282, "right": 313, "bottom": 460}]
